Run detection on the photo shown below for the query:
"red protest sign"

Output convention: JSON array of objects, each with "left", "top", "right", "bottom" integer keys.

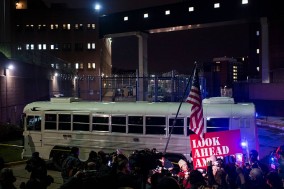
[{"left": 190, "top": 129, "right": 242, "bottom": 169}]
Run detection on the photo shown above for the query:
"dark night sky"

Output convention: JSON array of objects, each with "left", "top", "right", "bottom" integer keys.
[
  {"left": 42, "top": 0, "right": 250, "bottom": 74},
  {"left": 112, "top": 24, "right": 250, "bottom": 74}
]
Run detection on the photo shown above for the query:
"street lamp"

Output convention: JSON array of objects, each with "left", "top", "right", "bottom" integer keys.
[
  {"left": 3, "top": 64, "right": 14, "bottom": 76},
  {"left": 94, "top": 3, "right": 101, "bottom": 11}
]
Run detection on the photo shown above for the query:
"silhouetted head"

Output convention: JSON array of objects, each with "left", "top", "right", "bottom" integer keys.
[
  {"left": 249, "top": 150, "right": 258, "bottom": 162},
  {"left": 32, "top": 152, "right": 40, "bottom": 158},
  {"left": 71, "top": 147, "right": 79, "bottom": 156}
]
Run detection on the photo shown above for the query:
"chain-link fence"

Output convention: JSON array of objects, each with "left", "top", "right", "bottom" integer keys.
[{"left": 101, "top": 75, "right": 206, "bottom": 102}]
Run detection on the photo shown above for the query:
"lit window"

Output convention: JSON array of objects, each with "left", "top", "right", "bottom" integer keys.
[
  {"left": 43, "top": 44, "right": 46, "bottom": 50},
  {"left": 67, "top": 63, "right": 72, "bottom": 69},
  {"left": 214, "top": 3, "right": 220, "bottom": 8},
  {"left": 63, "top": 24, "right": 71, "bottom": 30},
  {"left": 87, "top": 24, "right": 95, "bottom": 29},
  {"left": 75, "top": 24, "right": 83, "bottom": 30},
  {"left": 17, "top": 45, "right": 22, "bottom": 50},
  {"left": 124, "top": 16, "right": 128, "bottom": 21},
  {"left": 188, "top": 7, "right": 194, "bottom": 12},
  {"left": 30, "top": 44, "right": 34, "bottom": 50},
  {"left": 79, "top": 63, "right": 84, "bottom": 69},
  {"left": 50, "top": 44, "right": 59, "bottom": 50},
  {"left": 88, "top": 63, "right": 96, "bottom": 69},
  {"left": 51, "top": 24, "right": 59, "bottom": 30},
  {"left": 55, "top": 64, "right": 60, "bottom": 69},
  {"left": 75, "top": 63, "right": 79, "bottom": 69},
  {"left": 256, "top": 30, "right": 259, "bottom": 36},
  {"left": 87, "top": 43, "right": 95, "bottom": 50},
  {"left": 144, "top": 13, "right": 148, "bottom": 18},
  {"left": 38, "top": 44, "right": 42, "bottom": 50},
  {"left": 165, "top": 10, "right": 170, "bottom": 15},
  {"left": 51, "top": 64, "right": 55, "bottom": 68},
  {"left": 242, "top": 0, "right": 248, "bottom": 4},
  {"left": 38, "top": 24, "right": 46, "bottom": 30},
  {"left": 256, "top": 49, "right": 260, "bottom": 54}
]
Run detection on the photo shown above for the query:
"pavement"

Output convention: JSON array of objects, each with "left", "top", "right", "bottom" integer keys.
[
  {"left": 256, "top": 116, "right": 284, "bottom": 130},
  {"left": 6, "top": 163, "right": 63, "bottom": 189}
]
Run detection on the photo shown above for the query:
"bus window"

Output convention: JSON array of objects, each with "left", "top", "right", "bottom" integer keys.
[
  {"left": 146, "top": 116, "right": 166, "bottom": 135},
  {"left": 45, "top": 114, "right": 57, "bottom": 130},
  {"left": 73, "top": 115, "right": 90, "bottom": 131},
  {"left": 111, "top": 116, "right": 126, "bottom": 133},
  {"left": 206, "top": 118, "right": 230, "bottom": 132},
  {"left": 186, "top": 117, "right": 196, "bottom": 136},
  {"left": 59, "top": 114, "right": 71, "bottom": 130},
  {"left": 128, "top": 116, "right": 143, "bottom": 134},
  {"left": 92, "top": 116, "right": 109, "bottom": 131},
  {"left": 27, "top": 115, "right": 41, "bottom": 131},
  {"left": 169, "top": 118, "right": 184, "bottom": 135}
]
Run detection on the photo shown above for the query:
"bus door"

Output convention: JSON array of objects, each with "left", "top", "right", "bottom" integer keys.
[{"left": 25, "top": 115, "right": 43, "bottom": 148}]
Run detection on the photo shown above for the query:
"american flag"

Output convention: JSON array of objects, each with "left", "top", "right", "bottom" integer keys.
[{"left": 186, "top": 68, "right": 204, "bottom": 139}]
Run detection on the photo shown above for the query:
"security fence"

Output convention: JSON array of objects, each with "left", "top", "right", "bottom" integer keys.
[
  {"left": 48, "top": 74, "right": 206, "bottom": 102},
  {"left": 101, "top": 75, "right": 206, "bottom": 102}
]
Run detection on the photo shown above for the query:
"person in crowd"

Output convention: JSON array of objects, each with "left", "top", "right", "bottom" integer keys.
[
  {"left": 276, "top": 145, "right": 284, "bottom": 187},
  {"left": 114, "top": 154, "right": 142, "bottom": 189},
  {"left": 147, "top": 172, "right": 164, "bottom": 189},
  {"left": 247, "top": 167, "right": 267, "bottom": 189},
  {"left": 189, "top": 170, "right": 207, "bottom": 189},
  {"left": 24, "top": 151, "right": 53, "bottom": 189},
  {"left": 266, "top": 171, "right": 284, "bottom": 189},
  {"left": 61, "top": 147, "right": 82, "bottom": 183},
  {"left": 223, "top": 155, "right": 238, "bottom": 189},
  {"left": 156, "top": 176, "right": 181, "bottom": 189},
  {"left": 242, "top": 162, "right": 252, "bottom": 184},
  {"left": 0, "top": 168, "right": 17, "bottom": 189},
  {"left": 207, "top": 155, "right": 227, "bottom": 189},
  {"left": 177, "top": 159, "right": 191, "bottom": 189},
  {"left": 236, "top": 166, "right": 247, "bottom": 189},
  {"left": 84, "top": 150, "right": 98, "bottom": 171},
  {"left": 249, "top": 150, "right": 269, "bottom": 176},
  {"left": 60, "top": 170, "right": 85, "bottom": 189},
  {"left": 157, "top": 154, "right": 173, "bottom": 175}
]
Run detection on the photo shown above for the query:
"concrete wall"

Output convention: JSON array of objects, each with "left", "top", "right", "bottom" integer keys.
[
  {"left": 0, "top": 61, "right": 51, "bottom": 125},
  {"left": 249, "top": 83, "right": 284, "bottom": 100}
]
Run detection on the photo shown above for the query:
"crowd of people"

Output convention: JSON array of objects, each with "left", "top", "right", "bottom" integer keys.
[{"left": 0, "top": 146, "right": 284, "bottom": 189}]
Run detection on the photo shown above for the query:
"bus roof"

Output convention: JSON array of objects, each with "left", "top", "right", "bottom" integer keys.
[{"left": 23, "top": 98, "right": 255, "bottom": 118}]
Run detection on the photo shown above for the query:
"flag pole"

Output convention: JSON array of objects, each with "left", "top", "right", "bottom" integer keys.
[{"left": 163, "top": 62, "right": 198, "bottom": 154}]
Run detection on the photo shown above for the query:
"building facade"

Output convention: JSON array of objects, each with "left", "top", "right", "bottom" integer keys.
[{"left": 0, "top": 0, "right": 112, "bottom": 124}]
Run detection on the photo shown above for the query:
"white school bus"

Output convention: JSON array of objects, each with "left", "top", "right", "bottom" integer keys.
[{"left": 22, "top": 97, "right": 258, "bottom": 161}]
